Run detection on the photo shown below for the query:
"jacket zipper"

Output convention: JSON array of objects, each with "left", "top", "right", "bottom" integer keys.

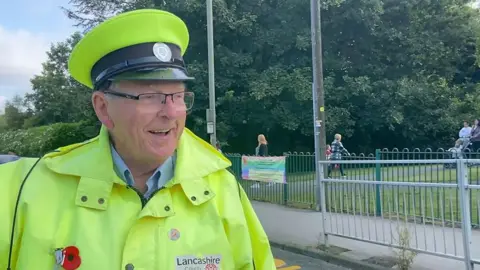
[
  {"left": 127, "top": 185, "right": 147, "bottom": 207},
  {"left": 127, "top": 185, "right": 165, "bottom": 208}
]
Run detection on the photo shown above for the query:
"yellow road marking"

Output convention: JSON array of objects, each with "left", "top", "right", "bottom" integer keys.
[
  {"left": 275, "top": 259, "right": 286, "bottom": 267},
  {"left": 275, "top": 258, "right": 302, "bottom": 269}
]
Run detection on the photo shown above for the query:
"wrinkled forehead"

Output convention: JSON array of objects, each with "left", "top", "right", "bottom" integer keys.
[{"left": 112, "top": 80, "right": 186, "bottom": 94}]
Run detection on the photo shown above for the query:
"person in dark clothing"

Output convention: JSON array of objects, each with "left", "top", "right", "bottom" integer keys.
[
  {"left": 215, "top": 142, "right": 222, "bottom": 153},
  {"left": 256, "top": 134, "right": 268, "bottom": 156},
  {"left": 251, "top": 134, "right": 269, "bottom": 188},
  {"left": 470, "top": 119, "right": 480, "bottom": 152},
  {"left": 327, "top": 133, "right": 350, "bottom": 177}
]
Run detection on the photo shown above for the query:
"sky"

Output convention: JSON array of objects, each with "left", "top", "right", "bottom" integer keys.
[{"left": 0, "top": 0, "right": 77, "bottom": 113}]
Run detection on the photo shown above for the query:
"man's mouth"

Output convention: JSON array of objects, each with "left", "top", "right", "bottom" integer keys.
[{"left": 149, "top": 128, "right": 173, "bottom": 137}]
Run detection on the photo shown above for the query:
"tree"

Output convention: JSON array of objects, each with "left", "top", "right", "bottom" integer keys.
[
  {"left": 3, "top": 95, "right": 30, "bottom": 130},
  {"left": 26, "top": 32, "right": 96, "bottom": 127},
  {"left": 0, "top": 115, "right": 6, "bottom": 132}
]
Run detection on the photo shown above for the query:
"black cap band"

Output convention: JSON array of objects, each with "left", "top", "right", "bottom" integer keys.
[{"left": 91, "top": 42, "right": 188, "bottom": 89}]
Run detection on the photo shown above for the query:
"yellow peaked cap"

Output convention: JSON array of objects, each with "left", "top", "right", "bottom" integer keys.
[{"left": 68, "top": 9, "right": 190, "bottom": 89}]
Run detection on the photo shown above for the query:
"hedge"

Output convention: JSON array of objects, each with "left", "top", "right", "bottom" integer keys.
[{"left": 0, "top": 121, "right": 100, "bottom": 157}]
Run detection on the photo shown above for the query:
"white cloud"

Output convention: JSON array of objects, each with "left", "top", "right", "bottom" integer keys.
[{"left": 0, "top": 26, "right": 51, "bottom": 102}]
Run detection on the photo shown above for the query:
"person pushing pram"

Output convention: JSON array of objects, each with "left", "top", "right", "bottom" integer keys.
[{"left": 445, "top": 138, "right": 471, "bottom": 168}]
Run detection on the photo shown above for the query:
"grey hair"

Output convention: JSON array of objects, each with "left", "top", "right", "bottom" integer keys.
[{"left": 96, "top": 81, "right": 117, "bottom": 100}]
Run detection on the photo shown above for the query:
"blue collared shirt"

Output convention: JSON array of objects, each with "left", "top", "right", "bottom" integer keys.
[{"left": 110, "top": 145, "right": 175, "bottom": 198}]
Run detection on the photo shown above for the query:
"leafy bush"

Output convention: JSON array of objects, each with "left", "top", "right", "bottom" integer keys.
[{"left": 0, "top": 121, "right": 100, "bottom": 157}]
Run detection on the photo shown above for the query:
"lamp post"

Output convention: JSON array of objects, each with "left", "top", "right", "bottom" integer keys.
[
  {"left": 206, "top": 0, "right": 217, "bottom": 146},
  {"left": 311, "top": 0, "right": 327, "bottom": 211}
]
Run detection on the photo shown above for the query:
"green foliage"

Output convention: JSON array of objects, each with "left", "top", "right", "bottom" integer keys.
[
  {"left": 6, "top": 0, "right": 476, "bottom": 154},
  {"left": 2, "top": 95, "right": 31, "bottom": 131},
  {"left": 26, "top": 32, "right": 96, "bottom": 126},
  {"left": 0, "top": 121, "right": 100, "bottom": 157},
  {"left": 0, "top": 115, "right": 6, "bottom": 132}
]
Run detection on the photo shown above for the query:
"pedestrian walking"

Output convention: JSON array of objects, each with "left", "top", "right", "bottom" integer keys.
[
  {"left": 327, "top": 134, "right": 350, "bottom": 178},
  {"left": 252, "top": 134, "right": 269, "bottom": 188},
  {"left": 471, "top": 119, "right": 480, "bottom": 152},
  {"left": 256, "top": 134, "right": 268, "bottom": 157},
  {"left": 215, "top": 142, "right": 222, "bottom": 153}
]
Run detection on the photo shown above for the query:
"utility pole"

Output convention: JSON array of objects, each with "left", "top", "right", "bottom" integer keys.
[
  {"left": 206, "top": 0, "right": 217, "bottom": 146},
  {"left": 310, "top": 0, "right": 327, "bottom": 211}
]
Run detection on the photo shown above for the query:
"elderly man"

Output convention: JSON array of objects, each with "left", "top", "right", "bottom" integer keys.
[{"left": 0, "top": 9, "right": 275, "bottom": 270}]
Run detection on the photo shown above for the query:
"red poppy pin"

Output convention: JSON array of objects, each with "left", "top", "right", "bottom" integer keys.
[{"left": 54, "top": 246, "right": 81, "bottom": 270}]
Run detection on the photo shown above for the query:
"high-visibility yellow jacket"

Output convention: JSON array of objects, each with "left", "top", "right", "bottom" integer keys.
[{"left": 0, "top": 126, "right": 276, "bottom": 270}]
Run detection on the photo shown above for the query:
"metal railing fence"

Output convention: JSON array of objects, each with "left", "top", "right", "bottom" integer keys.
[
  {"left": 225, "top": 149, "right": 480, "bottom": 268},
  {"left": 318, "top": 158, "right": 479, "bottom": 269},
  {"left": 225, "top": 149, "right": 480, "bottom": 224}
]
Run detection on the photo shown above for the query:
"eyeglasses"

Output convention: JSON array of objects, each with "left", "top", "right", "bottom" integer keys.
[{"left": 104, "top": 90, "right": 195, "bottom": 110}]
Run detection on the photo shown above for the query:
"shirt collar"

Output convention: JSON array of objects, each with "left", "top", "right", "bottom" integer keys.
[{"left": 110, "top": 144, "right": 176, "bottom": 197}]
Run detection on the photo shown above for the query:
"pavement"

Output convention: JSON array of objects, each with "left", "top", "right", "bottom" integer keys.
[
  {"left": 253, "top": 201, "right": 480, "bottom": 270},
  {"left": 272, "top": 246, "right": 351, "bottom": 270}
]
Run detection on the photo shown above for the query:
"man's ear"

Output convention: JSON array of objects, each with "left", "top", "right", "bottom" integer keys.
[{"left": 92, "top": 92, "right": 114, "bottom": 129}]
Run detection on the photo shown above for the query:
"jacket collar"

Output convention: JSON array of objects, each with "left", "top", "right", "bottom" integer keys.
[{"left": 44, "top": 125, "right": 231, "bottom": 186}]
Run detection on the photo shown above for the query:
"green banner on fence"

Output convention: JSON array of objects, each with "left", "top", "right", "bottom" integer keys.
[{"left": 241, "top": 156, "right": 286, "bottom": 183}]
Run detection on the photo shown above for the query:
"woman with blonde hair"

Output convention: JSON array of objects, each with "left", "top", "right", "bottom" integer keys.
[
  {"left": 256, "top": 134, "right": 268, "bottom": 156},
  {"left": 328, "top": 133, "right": 350, "bottom": 177},
  {"left": 252, "top": 134, "right": 269, "bottom": 188}
]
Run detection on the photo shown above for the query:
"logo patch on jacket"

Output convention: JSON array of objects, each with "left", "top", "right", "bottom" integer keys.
[{"left": 175, "top": 255, "right": 221, "bottom": 270}]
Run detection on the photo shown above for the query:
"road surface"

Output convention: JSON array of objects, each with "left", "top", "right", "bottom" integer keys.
[{"left": 272, "top": 247, "right": 352, "bottom": 270}]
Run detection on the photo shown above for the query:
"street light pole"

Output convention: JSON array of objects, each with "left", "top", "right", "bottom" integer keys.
[
  {"left": 206, "top": 0, "right": 217, "bottom": 146},
  {"left": 310, "top": 0, "right": 327, "bottom": 211}
]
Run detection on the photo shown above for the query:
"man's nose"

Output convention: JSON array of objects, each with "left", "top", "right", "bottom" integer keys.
[{"left": 158, "top": 96, "right": 179, "bottom": 117}]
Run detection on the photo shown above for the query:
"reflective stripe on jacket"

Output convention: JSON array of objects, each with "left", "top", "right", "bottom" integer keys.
[{"left": 0, "top": 126, "right": 276, "bottom": 270}]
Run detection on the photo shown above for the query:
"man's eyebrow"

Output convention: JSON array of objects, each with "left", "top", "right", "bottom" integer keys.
[{"left": 145, "top": 84, "right": 187, "bottom": 92}]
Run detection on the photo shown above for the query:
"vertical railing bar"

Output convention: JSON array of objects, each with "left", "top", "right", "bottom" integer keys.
[
  {"left": 477, "top": 171, "right": 480, "bottom": 227},
  {"left": 346, "top": 183, "right": 351, "bottom": 236},
  {"left": 403, "top": 190, "right": 408, "bottom": 225},
  {"left": 302, "top": 154, "right": 305, "bottom": 204},
  {"left": 366, "top": 183, "right": 371, "bottom": 240},
  {"left": 395, "top": 189, "right": 401, "bottom": 240},
  {"left": 375, "top": 172, "right": 388, "bottom": 243},
  {"left": 381, "top": 186, "right": 386, "bottom": 243},
  {"left": 402, "top": 190, "right": 409, "bottom": 250},
  {"left": 340, "top": 181, "right": 345, "bottom": 235},
  {"left": 456, "top": 159, "right": 460, "bottom": 224},
  {"left": 388, "top": 195, "right": 393, "bottom": 245},
  {"left": 439, "top": 189, "right": 447, "bottom": 254},
  {"left": 329, "top": 181, "right": 334, "bottom": 234},
  {"left": 352, "top": 183, "right": 357, "bottom": 237},
  {"left": 422, "top": 187, "right": 428, "bottom": 250},
  {"left": 469, "top": 165, "right": 473, "bottom": 229},
  {"left": 429, "top": 189, "right": 437, "bottom": 252},
  {"left": 371, "top": 184, "right": 377, "bottom": 242},
  {"left": 457, "top": 158, "right": 473, "bottom": 270},
  {"left": 320, "top": 160, "right": 329, "bottom": 247},
  {"left": 333, "top": 182, "right": 339, "bottom": 234},
  {"left": 450, "top": 191, "right": 457, "bottom": 256},
  {"left": 411, "top": 189, "right": 418, "bottom": 248},
  {"left": 358, "top": 183, "right": 364, "bottom": 239}
]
